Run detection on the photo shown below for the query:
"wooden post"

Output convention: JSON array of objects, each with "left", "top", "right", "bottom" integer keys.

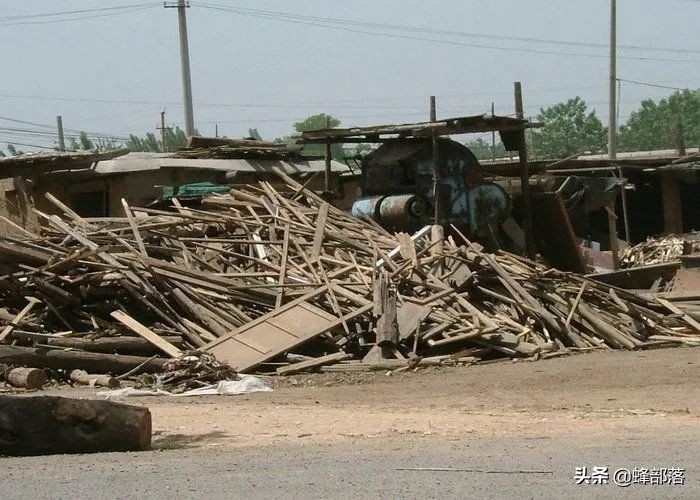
[
  {"left": 514, "top": 82, "right": 536, "bottom": 258},
  {"left": 430, "top": 96, "right": 441, "bottom": 225},
  {"left": 661, "top": 173, "right": 683, "bottom": 235},
  {"left": 618, "top": 167, "right": 631, "bottom": 243},
  {"left": 324, "top": 116, "right": 332, "bottom": 194},
  {"left": 607, "top": 201, "right": 620, "bottom": 270}
]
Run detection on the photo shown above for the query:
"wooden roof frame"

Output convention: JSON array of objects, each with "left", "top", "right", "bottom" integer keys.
[{"left": 296, "top": 114, "right": 540, "bottom": 145}]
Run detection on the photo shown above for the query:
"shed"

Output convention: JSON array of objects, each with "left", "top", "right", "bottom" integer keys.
[{"left": 0, "top": 148, "right": 351, "bottom": 224}]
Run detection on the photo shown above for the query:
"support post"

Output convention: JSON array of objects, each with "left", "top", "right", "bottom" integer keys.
[
  {"left": 514, "top": 82, "right": 535, "bottom": 258},
  {"left": 324, "top": 116, "right": 332, "bottom": 194},
  {"left": 608, "top": 0, "right": 617, "bottom": 160},
  {"left": 618, "top": 167, "right": 631, "bottom": 243},
  {"left": 491, "top": 102, "right": 496, "bottom": 162},
  {"left": 607, "top": 201, "right": 620, "bottom": 270},
  {"left": 56, "top": 116, "right": 65, "bottom": 152},
  {"left": 430, "top": 96, "right": 441, "bottom": 225}
]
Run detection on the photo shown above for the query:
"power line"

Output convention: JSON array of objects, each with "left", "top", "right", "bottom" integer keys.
[
  {"left": 0, "top": 79, "right": 694, "bottom": 109},
  {"left": 617, "top": 78, "right": 690, "bottom": 91},
  {"left": 199, "top": 2, "right": 700, "bottom": 56},
  {"left": 0, "top": 3, "right": 157, "bottom": 21},
  {"left": 0, "top": 140, "right": 53, "bottom": 150},
  {"left": 196, "top": 3, "right": 700, "bottom": 63},
  {"left": 0, "top": 4, "right": 159, "bottom": 27}
]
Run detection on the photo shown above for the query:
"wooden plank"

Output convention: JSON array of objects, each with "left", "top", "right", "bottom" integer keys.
[
  {"left": 276, "top": 351, "right": 351, "bottom": 376},
  {"left": 310, "top": 202, "right": 329, "bottom": 259},
  {"left": 530, "top": 192, "right": 586, "bottom": 273},
  {"left": 110, "top": 310, "right": 183, "bottom": 358},
  {"left": 275, "top": 223, "right": 290, "bottom": 308},
  {"left": 121, "top": 198, "right": 148, "bottom": 256},
  {"left": 657, "top": 298, "right": 700, "bottom": 333},
  {"left": 0, "top": 297, "right": 41, "bottom": 344}
]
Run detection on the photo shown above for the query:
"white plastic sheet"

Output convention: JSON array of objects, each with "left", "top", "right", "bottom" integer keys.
[{"left": 98, "top": 377, "right": 272, "bottom": 398}]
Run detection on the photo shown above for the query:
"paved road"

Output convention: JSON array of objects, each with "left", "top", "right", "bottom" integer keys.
[{"left": 2, "top": 432, "right": 697, "bottom": 499}]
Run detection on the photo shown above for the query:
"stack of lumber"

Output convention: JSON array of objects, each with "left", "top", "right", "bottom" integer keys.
[
  {"left": 621, "top": 234, "right": 700, "bottom": 268},
  {"left": 175, "top": 136, "right": 304, "bottom": 161},
  {"left": 0, "top": 173, "right": 698, "bottom": 381},
  {"left": 172, "top": 145, "right": 304, "bottom": 161}
]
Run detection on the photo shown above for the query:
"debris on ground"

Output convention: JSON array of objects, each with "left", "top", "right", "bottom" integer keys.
[{"left": 0, "top": 173, "right": 698, "bottom": 387}]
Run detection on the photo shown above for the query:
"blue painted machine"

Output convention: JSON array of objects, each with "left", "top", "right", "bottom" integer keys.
[{"left": 351, "top": 138, "right": 510, "bottom": 247}]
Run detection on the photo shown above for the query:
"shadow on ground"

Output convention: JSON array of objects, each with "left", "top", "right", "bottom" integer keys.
[{"left": 152, "top": 431, "right": 229, "bottom": 450}]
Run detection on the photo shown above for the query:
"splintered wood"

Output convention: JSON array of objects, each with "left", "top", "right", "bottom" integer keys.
[
  {"left": 621, "top": 233, "right": 700, "bottom": 268},
  {"left": 0, "top": 174, "right": 698, "bottom": 380}
]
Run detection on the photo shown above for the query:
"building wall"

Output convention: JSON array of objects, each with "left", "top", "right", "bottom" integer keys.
[{"left": 27, "top": 169, "right": 349, "bottom": 219}]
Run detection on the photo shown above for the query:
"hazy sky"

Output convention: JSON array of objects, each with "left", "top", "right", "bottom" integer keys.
[{"left": 1, "top": 0, "right": 698, "bottom": 151}]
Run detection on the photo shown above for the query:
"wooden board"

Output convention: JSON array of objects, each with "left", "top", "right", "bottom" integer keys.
[
  {"left": 110, "top": 310, "right": 183, "bottom": 358},
  {"left": 204, "top": 285, "right": 372, "bottom": 373},
  {"left": 531, "top": 192, "right": 586, "bottom": 273}
]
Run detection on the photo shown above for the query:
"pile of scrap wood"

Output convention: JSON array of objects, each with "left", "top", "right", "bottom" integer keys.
[
  {"left": 0, "top": 173, "right": 698, "bottom": 384},
  {"left": 174, "top": 136, "right": 305, "bottom": 161},
  {"left": 621, "top": 234, "right": 700, "bottom": 268}
]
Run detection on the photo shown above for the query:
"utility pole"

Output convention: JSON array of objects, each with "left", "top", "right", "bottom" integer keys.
[
  {"left": 157, "top": 110, "right": 168, "bottom": 152},
  {"left": 608, "top": 0, "right": 617, "bottom": 160},
  {"left": 215, "top": 123, "right": 218, "bottom": 138},
  {"left": 514, "top": 82, "right": 535, "bottom": 258},
  {"left": 56, "top": 116, "right": 65, "bottom": 152},
  {"left": 491, "top": 102, "right": 496, "bottom": 162},
  {"left": 165, "top": 0, "right": 195, "bottom": 137},
  {"left": 324, "top": 116, "right": 332, "bottom": 193}
]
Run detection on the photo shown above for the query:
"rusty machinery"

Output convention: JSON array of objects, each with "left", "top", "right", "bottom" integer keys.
[{"left": 351, "top": 138, "right": 510, "bottom": 248}]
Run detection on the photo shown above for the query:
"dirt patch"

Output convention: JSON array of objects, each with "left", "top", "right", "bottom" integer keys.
[{"left": 75, "top": 347, "right": 697, "bottom": 450}]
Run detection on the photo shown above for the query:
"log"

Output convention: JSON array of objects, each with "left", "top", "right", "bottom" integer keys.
[
  {"left": 0, "top": 345, "right": 168, "bottom": 375},
  {"left": 5, "top": 367, "right": 47, "bottom": 390},
  {"left": 12, "top": 332, "right": 184, "bottom": 355},
  {"left": 0, "top": 395, "right": 151, "bottom": 456},
  {"left": 276, "top": 351, "right": 350, "bottom": 375},
  {"left": 69, "top": 369, "right": 121, "bottom": 389}
]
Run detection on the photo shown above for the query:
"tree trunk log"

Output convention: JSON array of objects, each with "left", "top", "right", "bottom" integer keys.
[
  {"left": 0, "top": 345, "right": 168, "bottom": 375},
  {"left": 0, "top": 395, "right": 151, "bottom": 456},
  {"left": 12, "top": 332, "right": 184, "bottom": 356},
  {"left": 5, "top": 367, "right": 47, "bottom": 389},
  {"left": 69, "top": 369, "right": 121, "bottom": 389}
]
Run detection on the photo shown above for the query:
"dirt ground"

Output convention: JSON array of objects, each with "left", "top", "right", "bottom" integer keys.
[
  {"left": 4, "top": 347, "right": 699, "bottom": 498},
  {"left": 35, "top": 346, "right": 700, "bottom": 450}
]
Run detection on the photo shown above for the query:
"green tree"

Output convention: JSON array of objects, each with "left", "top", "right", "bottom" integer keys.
[
  {"left": 125, "top": 126, "right": 192, "bottom": 152},
  {"left": 78, "top": 131, "right": 95, "bottom": 150},
  {"left": 618, "top": 89, "right": 700, "bottom": 151},
  {"left": 293, "top": 113, "right": 344, "bottom": 159},
  {"left": 464, "top": 137, "right": 507, "bottom": 160},
  {"left": 6, "top": 144, "right": 23, "bottom": 156},
  {"left": 247, "top": 128, "right": 263, "bottom": 140},
  {"left": 531, "top": 97, "right": 607, "bottom": 158}
]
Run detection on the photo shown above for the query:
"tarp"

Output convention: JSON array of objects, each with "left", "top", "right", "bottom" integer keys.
[{"left": 98, "top": 377, "right": 272, "bottom": 398}]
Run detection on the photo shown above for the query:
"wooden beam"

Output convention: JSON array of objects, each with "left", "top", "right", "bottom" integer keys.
[{"left": 110, "top": 310, "right": 183, "bottom": 358}]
